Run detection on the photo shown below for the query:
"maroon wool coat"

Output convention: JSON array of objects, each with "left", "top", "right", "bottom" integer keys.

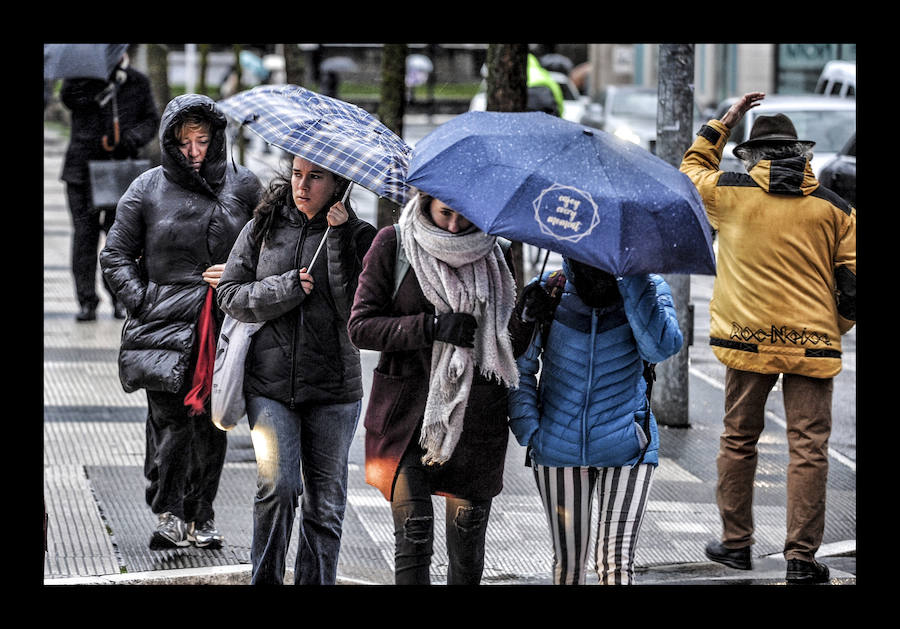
[{"left": 348, "top": 226, "right": 529, "bottom": 501}]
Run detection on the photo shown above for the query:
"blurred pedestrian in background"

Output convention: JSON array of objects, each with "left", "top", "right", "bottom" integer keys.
[
  {"left": 348, "top": 192, "right": 524, "bottom": 585},
  {"left": 61, "top": 50, "right": 158, "bottom": 322},
  {"left": 508, "top": 260, "right": 683, "bottom": 584},
  {"left": 217, "top": 155, "right": 376, "bottom": 585},
  {"left": 100, "top": 94, "right": 262, "bottom": 551},
  {"left": 680, "top": 92, "right": 856, "bottom": 584}
]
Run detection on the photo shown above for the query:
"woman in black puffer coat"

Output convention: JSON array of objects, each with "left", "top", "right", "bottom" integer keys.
[
  {"left": 100, "top": 94, "right": 262, "bottom": 551},
  {"left": 216, "top": 155, "right": 376, "bottom": 585}
]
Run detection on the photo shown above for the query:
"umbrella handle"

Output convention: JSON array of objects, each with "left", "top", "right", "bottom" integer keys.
[
  {"left": 305, "top": 182, "right": 353, "bottom": 274},
  {"left": 101, "top": 120, "right": 120, "bottom": 152},
  {"left": 521, "top": 249, "right": 552, "bottom": 324},
  {"left": 537, "top": 248, "right": 550, "bottom": 279}
]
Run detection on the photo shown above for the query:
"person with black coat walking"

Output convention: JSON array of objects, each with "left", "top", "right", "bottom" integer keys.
[
  {"left": 217, "top": 155, "right": 377, "bottom": 585},
  {"left": 61, "top": 51, "right": 158, "bottom": 321},
  {"left": 100, "top": 94, "right": 262, "bottom": 551}
]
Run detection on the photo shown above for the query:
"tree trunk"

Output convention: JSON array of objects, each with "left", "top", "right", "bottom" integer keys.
[
  {"left": 232, "top": 44, "right": 245, "bottom": 164},
  {"left": 145, "top": 44, "right": 170, "bottom": 168},
  {"left": 486, "top": 44, "right": 528, "bottom": 112},
  {"left": 486, "top": 44, "right": 528, "bottom": 295},
  {"left": 284, "top": 43, "right": 305, "bottom": 86},
  {"left": 197, "top": 44, "right": 209, "bottom": 95},
  {"left": 376, "top": 43, "right": 407, "bottom": 228},
  {"left": 146, "top": 44, "right": 170, "bottom": 119},
  {"left": 654, "top": 43, "right": 695, "bottom": 428}
]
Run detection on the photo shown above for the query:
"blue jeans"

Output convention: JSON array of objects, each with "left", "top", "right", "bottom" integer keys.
[
  {"left": 246, "top": 395, "right": 360, "bottom": 585},
  {"left": 391, "top": 443, "right": 493, "bottom": 585}
]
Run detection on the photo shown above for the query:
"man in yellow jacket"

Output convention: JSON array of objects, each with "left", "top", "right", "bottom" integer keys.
[{"left": 680, "top": 92, "right": 856, "bottom": 584}]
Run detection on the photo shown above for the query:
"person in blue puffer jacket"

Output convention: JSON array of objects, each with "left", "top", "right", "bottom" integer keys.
[{"left": 508, "top": 257, "right": 682, "bottom": 585}]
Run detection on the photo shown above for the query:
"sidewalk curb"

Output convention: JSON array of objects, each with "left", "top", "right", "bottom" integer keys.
[{"left": 44, "top": 540, "right": 855, "bottom": 586}]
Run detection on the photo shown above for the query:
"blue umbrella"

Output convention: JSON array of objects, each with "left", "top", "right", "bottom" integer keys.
[
  {"left": 44, "top": 43, "right": 128, "bottom": 81},
  {"left": 218, "top": 84, "right": 411, "bottom": 206},
  {"left": 406, "top": 110, "right": 716, "bottom": 276},
  {"left": 239, "top": 50, "right": 271, "bottom": 82}
]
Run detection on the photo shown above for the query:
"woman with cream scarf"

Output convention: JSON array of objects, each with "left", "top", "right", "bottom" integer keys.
[{"left": 348, "top": 192, "right": 525, "bottom": 584}]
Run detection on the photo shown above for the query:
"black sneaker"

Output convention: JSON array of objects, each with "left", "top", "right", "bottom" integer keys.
[
  {"left": 786, "top": 558, "right": 830, "bottom": 584},
  {"left": 704, "top": 540, "right": 752, "bottom": 570}
]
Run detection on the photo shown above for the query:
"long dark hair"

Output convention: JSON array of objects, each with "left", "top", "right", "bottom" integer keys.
[{"left": 250, "top": 154, "right": 353, "bottom": 248}]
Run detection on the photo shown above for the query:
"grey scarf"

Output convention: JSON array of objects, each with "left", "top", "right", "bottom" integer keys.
[{"left": 398, "top": 197, "right": 518, "bottom": 465}]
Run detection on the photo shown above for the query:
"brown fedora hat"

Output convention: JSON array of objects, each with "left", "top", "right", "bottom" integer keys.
[{"left": 733, "top": 113, "right": 815, "bottom": 159}]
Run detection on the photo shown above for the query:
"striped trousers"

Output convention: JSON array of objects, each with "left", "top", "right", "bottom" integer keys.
[{"left": 533, "top": 463, "right": 654, "bottom": 585}]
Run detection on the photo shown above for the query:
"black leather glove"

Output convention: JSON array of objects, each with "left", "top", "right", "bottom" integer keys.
[
  {"left": 520, "top": 282, "right": 554, "bottom": 323},
  {"left": 432, "top": 312, "right": 477, "bottom": 348}
]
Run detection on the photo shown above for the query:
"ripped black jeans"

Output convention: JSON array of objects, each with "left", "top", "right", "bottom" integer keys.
[{"left": 391, "top": 443, "right": 493, "bottom": 585}]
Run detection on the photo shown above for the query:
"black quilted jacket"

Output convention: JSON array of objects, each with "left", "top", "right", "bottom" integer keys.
[
  {"left": 216, "top": 195, "right": 377, "bottom": 407},
  {"left": 100, "top": 94, "right": 262, "bottom": 393}
]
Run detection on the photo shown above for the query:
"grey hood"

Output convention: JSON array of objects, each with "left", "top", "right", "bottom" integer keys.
[{"left": 159, "top": 93, "right": 228, "bottom": 197}]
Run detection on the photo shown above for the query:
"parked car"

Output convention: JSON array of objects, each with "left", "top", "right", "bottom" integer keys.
[
  {"left": 712, "top": 94, "right": 856, "bottom": 177},
  {"left": 818, "top": 132, "right": 855, "bottom": 206},
  {"left": 580, "top": 85, "right": 705, "bottom": 154},
  {"left": 469, "top": 70, "right": 589, "bottom": 124},
  {"left": 814, "top": 61, "right": 855, "bottom": 98}
]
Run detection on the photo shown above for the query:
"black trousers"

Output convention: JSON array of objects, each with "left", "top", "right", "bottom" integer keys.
[
  {"left": 65, "top": 182, "right": 116, "bottom": 309},
  {"left": 144, "top": 385, "right": 227, "bottom": 524}
]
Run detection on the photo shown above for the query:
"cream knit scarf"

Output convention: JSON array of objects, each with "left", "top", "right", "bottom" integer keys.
[{"left": 398, "top": 197, "right": 519, "bottom": 465}]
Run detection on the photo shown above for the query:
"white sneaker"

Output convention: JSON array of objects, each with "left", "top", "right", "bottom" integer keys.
[
  {"left": 149, "top": 512, "right": 190, "bottom": 550},
  {"left": 188, "top": 519, "right": 224, "bottom": 549}
]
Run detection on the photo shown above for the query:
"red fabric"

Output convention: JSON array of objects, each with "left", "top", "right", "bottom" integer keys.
[{"left": 184, "top": 286, "right": 216, "bottom": 416}]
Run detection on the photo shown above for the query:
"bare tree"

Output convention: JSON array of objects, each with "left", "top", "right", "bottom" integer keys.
[
  {"left": 376, "top": 43, "right": 408, "bottom": 228},
  {"left": 486, "top": 44, "right": 528, "bottom": 294}
]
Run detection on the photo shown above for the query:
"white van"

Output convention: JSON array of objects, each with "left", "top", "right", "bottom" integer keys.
[{"left": 814, "top": 61, "right": 856, "bottom": 98}]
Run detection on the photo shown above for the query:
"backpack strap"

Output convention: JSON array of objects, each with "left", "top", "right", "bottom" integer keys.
[{"left": 392, "top": 225, "right": 410, "bottom": 301}]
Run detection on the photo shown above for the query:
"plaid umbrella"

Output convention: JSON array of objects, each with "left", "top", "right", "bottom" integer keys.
[{"left": 218, "top": 84, "right": 411, "bottom": 206}]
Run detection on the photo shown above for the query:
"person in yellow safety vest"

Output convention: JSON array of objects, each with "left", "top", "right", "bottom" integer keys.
[{"left": 527, "top": 54, "right": 564, "bottom": 118}]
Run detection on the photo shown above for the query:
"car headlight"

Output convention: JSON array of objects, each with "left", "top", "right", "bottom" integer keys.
[{"left": 613, "top": 125, "right": 642, "bottom": 145}]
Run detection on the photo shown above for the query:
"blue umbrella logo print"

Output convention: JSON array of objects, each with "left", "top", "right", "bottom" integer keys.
[
  {"left": 405, "top": 111, "right": 716, "bottom": 276},
  {"left": 534, "top": 183, "right": 600, "bottom": 244}
]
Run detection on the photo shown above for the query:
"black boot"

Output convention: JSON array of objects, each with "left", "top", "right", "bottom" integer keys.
[
  {"left": 786, "top": 558, "right": 830, "bottom": 584},
  {"left": 704, "top": 540, "right": 752, "bottom": 570},
  {"left": 75, "top": 304, "right": 97, "bottom": 322}
]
